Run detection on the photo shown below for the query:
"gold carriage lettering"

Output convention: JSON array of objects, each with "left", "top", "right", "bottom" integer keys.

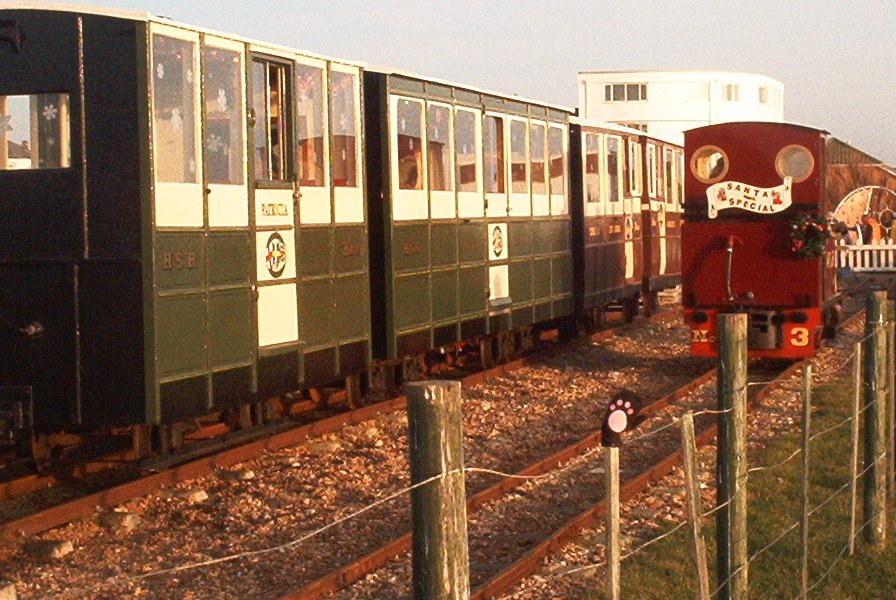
[
  {"left": 261, "top": 202, "right": 289, "bottom": 217},
  {"left": 342, "top": 241, "right": 362, "bottom": 256},
  {"left": 402, "top": 241, "right": 422, "bottom": 255},
  {"left": 707, "top": 177, "right": 793, "bottom": 218},
  {"left": 162, "top": 252, "right": 198, "bottom": 270}
]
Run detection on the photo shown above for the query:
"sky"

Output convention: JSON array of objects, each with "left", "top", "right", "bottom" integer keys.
[{"left": 12, "top": 0, "right": 896, "bottom": 163}]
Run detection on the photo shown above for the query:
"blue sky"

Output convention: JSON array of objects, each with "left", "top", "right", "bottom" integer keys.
[{"left": 29, "top": 0, "right": 896, "bottom": 162}]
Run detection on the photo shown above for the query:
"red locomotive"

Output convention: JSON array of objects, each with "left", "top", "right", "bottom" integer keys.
[{"left": 682, "top": 121, "right": 890, "bottom": 359}]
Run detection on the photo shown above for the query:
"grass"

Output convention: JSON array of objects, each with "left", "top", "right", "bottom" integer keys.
[{"left": 608, "top": 379, "right": 896, "bottom": 600}]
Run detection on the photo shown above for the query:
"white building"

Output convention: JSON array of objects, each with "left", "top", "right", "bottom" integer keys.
[{"left": 577, "top": 70, "right": 784, "bottom": 145}]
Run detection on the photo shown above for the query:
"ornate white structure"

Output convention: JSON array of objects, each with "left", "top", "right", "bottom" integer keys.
[{"left": 577, "top": 70, "right": 784, "bottom": 144}]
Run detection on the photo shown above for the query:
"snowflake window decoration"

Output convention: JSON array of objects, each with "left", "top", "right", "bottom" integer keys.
[
  {"left": 207, "top": 134, "right": 224, "bottom": 154},
  {"left": 185, "top": 69, "right": 193, "bottom": 84},
  {"left": 156, "top": 63, "right": 165, "bottom": 80},
  {"left": 217, "top": 89, "right": 228, "bottom": 112},
  {"left": 0, "top": 113, "right": 12, "bottom": 132},
  {"left": 188, "top": 158, "right": 196, "bottom": 175},
  {"left": 42, "top": 104, "right": 58, "bottom": 121},
  {"left": 170, "top": 108, "right": 182, "bottom": 133}
]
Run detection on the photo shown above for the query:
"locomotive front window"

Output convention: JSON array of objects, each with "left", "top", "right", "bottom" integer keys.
[
  {"left": 530, "top": 122, "right": 547, "bottom": 196},
  {"left": 0, "top": 94, "right": 70, "bottom": 170},
  {"left": 510, "top": 120, "right": 529, "bottom": 194},
  {"left": 584, "top": 133, "right": 601, "bottom": 205},
  {"left": 427, "top": 104, "right": 452, "bottom": 192},
  {"left": 330, "top": 71, "right": 358, "bottom": 188},
  {"left": 153, "top": 35, "right": 199, "bottom": 183},
  {"left": 296, "top": 64, "right": 326, "bottom": 187},
  {"left": 202, "top": 46, "right": 243, "bottom": 185},
  {"left": 251, "top": 58, "right": 291, "bottom": 182},
  {"left": 395, "top": 98, "right": 423, "bottom": 191},
  {"left": 456, "top": 109, "right": 478, "bottom": 193},
  {"left": 690, "top": 145, "right": 728, "bottom": 184},
  {"left": 548, "top": 126, "right": 565, "bottom": 196},
  {"left": 775, "top": 144, "right": 814, "bottom": 183},
  {"left": 484, "top": 115, "right": 505, "bottom": 194}
]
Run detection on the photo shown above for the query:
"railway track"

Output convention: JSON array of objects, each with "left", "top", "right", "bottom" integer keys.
[
  {"left": 311, "top": 309, "right": 865, "bottom": 600},
  {"left": 0, "top": 309, "right": 676, "bottom": 545}
]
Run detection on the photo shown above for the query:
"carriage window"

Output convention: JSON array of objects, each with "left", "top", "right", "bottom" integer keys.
[
  {"left": 331, "top": 71, "right": 358, "bottom": 188},
  {"left": 676, "top": 150, "right": 684, "bottom": 207},
  {"left": 202, "top": 46, "right": 243, "bottom": 185},
  {"left": 296, "top": 64, "right": 325, "bottom": 187},
  {"left": 251, "top": 58, "right": 290, "bottom": 181},
  {"left": 484, "top": 115, "right": 505, "bottom": 194},
  {"left": 153, "top": 35, "right": 198, "bottom": 183},
  {"left": 690, "top": 145, "right": 728, "bottom": 183},
  {"left": 607, "top": 136, "right": 621, "bottom": 203},
  {"left": 584, "top": 133, "right": 601, "bottom": 205},
  {"left": 428, "top": 104, "right": 452, "bottom": 191},
  {"left": 0, "top": 94, "right": 70, "bottom": 170},
  {"left": 627, "top": 140, "right": 641, "bottom": 196},
  {"left": 530, "top": 122, "right": 547, "bottom": 196},
  {"left": 646, "top": 144, "right": 657, "bottom": 197},
  {"left": 456, "top": 109, "right": 478, "bottom": 193},
  {"left": 510, "top": 120, "right": 528, "bottom": 194},
  {"left": 664, "top": 147, "right": 675, "bottom": 204},
  {"left": 395, "top": 98, "right": 423, "bottom": 191},
  {"left": 548, "top": 126, "right": 565, "bottom": 196}
]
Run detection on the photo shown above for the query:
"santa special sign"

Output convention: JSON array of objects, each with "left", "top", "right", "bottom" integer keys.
[{"left": 707, "top": 177, "right": 793, "bottom": 218}]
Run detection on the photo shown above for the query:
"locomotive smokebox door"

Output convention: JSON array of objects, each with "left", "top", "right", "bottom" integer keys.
[{"left": 601, "top": 390, "right": 644, "bottom": 447}]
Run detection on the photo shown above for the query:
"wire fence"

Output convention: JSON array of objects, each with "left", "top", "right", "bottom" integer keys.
[{"left": 33, "top": 301, "right": 896, "bottom": 600}]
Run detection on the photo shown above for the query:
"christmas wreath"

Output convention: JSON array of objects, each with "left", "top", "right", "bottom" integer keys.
[{"left": 789, "top": 213, "right": 831, "bottom": 259}]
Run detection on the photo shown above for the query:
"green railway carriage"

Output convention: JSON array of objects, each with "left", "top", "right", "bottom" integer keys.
[
  {"left": 0, "top": 4, "right": 370, "bottom": 443},
  {"left": 363, "top": 70, "right": 575, "bottom": 360}
]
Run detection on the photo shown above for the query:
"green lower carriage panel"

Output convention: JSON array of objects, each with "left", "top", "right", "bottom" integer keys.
[
  {"left": 208, "top": 232, "right": 252, "bottom": 286},
  {"left": 208, "top": 288, "right": 253, "bottom": 367},
  {"left": 155, "top": 293, "right": 206, "bottom": 379},
  {"left": 509, "top": 259, "right": 533, "bottom": 302},
  {"left": 533, "top": 258, "right": 552, "bottom": 300},
  {"left": 335, "top": 274, "right": 368, "bottom": 339},
  {"left": 508, "top": 221, "right": 533, "bottom": 258},
  {"left": 393, "top": 273, "right": 431, "bottom": 330},
  {"left": 391, "top": 224, "right": 430, "bottom": 272},
  {"left": 334, "top": 226, "right": 367, "bottom": 274},
  {"left": 299, "top": 278, "right": 335, "bottom": 346},
  {"left": 431, "top": 269, "right": 458, "bottom": 322},
  {"left": 431, "top": 222, "right": 458, "bottom": 267}
]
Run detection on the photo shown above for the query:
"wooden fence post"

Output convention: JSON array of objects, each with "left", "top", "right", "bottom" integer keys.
[
  {"left": 606, "top": 447, "right": 621, "bottom": 600},
  {"left": 850, "top": 341, "right": 862, "bottom": 556},
  {"left": 715, "top": 313, "right": 748, "bottom": 600},
  {"left": 799, "top": 365, "right": 812, "bottom": 599},
  {"left": 681, "top": 412, "right": 711, "bottom": 600},
  {"left": 863, "top": 291, "right": 888, "bottom": 550},
  {"left": 406, "top": 380, "right": 470, "bottom": 600}
]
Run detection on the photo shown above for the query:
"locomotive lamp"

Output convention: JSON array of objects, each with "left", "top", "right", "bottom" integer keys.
[{"left": 601, "top": 390, "right": 644, "bottom": 447}]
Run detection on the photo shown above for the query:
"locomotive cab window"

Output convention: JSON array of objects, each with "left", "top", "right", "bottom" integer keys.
[
  {"left": 0, "top": 94, "right": 70, "bottom": 170},
  {"left": 690, "top": 145, "right": 728, "bottom": 184},
  {"left": 251, "top": 57, "right": 292, "bottom": 182},
  {"left": 775, "top": 144, "right": 814, "bottom": 183}
]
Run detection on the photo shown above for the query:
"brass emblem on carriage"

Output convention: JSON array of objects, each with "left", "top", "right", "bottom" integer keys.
[
  {"left": 265, "top": 232, "right": 288, "bottom": 278},
  {"left": 491, "top": 225, "right": 504, "bottom": 258}
]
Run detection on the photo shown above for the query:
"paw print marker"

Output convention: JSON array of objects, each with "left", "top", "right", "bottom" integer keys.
[{"left": 601, "top": 391, "right": 643, "bottom": 447}]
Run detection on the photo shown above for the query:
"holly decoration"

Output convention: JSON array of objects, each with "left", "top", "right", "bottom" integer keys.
[{"left": 789, "top": 213, "right": 831, "bottom": 259}]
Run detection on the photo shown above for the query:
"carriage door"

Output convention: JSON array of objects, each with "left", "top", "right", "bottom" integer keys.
[{"left": 250, "top": 54, "right": 299, "bottom": 350}]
